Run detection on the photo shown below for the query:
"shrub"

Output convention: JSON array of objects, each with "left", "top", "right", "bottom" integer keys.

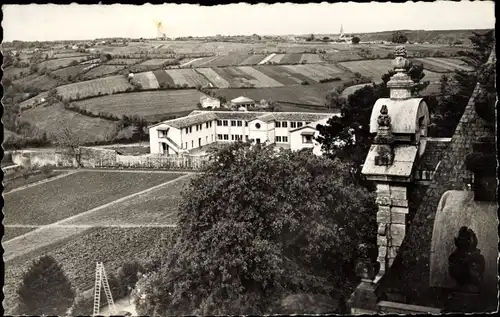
[
  {"left": 301, "top": 81, "right": 309, "bottom": 85},
  {"left": 17, "top": 255, "right": 75, "bottom": 315}
]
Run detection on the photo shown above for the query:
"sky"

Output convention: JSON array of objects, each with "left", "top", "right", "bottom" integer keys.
[{"left": 2, "top": 2, "right": 495, "bottom": 41}]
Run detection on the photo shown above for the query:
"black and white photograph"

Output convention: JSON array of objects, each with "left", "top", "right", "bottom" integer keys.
[{"left": 1, "top": 1, "right": 497, "bottom": 315}]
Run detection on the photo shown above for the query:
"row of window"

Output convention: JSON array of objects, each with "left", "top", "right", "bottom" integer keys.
[
  {"left": 275, "top": 136, "right": 289, "bottom": 143},
  {"left": 217, "top": 134, "right": 248, "bottom": 141},
  {"left": 185, "top": 121, "right": 213, "bottom": 134},
  {"left": 217, "top": 120, "right": 248, "bottom": 127},
  {"left": 180, "top": 135, "right": 215, "bottom": 149},
  {"left": 275, "top": 121, "right": 311, "bottom": 128}
]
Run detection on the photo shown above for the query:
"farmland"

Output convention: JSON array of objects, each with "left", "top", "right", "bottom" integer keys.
[
  {"left": 66, "top": 175, "right": 192, "bottom": 226},
  {"left": 212, "top": 80, "right": 347, "bottom": 107},
  {"left": 38, "top": 56, "right": 90, "bottom": 71},
  {"left": 82, "top": 64, "right": 125, "bottom": 79},
  {"left": 139, "top": 58, "right": 178, "bottom": 66},
  {"left": 73, "top": 90, "right": 206, "bottom": 121},
  {"left": 56, "top": 75, "right": 133, "bottom": 100},
  {"left": 19, "top": 103, "right": 118, "bottom": 142},
  {"left": 196, "top": 68, "right": 231, "bottom": 88},
  {"left": 164, "top": 68, "right": 211, "bottom": 87},
  {"left": 132, "top": 71, "right": 161, "bottom": 89},
  {"left": 105, "top": 58, "right": 143, "bottom": 65},
  {"left": 3, "top": 226, "right": 175, "bottom": 314},
  {"left": 14, "top": 73, "right": 61, "bottom": 91},
  {"left": 3, "top": 171, "right": 183, "bottom": 225},
  {"left": 51, "top": 65, "right": 88, "bottom": 80}
]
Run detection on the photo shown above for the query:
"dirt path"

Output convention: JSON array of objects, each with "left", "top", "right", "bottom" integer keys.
[{"left": 3, "top": 174, "right": 190, "bottom": 261}]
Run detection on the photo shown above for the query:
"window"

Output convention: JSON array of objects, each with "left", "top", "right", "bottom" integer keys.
[
  {"left": 223, "top": 120, "right": 228, "bottom": 126},
  {"left": 185, "top": 127, "right": 189, "bottom": 134},
  {"left": 282, "top": 121, "right": 288, "bottom": 128},
  {"left": 189, "top": 127, "right": 193, "bottom": 133},
  {"left": 297, "top": 122, "right": 303, "bottom": 128},
  {"left": 255, "top": 123, "right": 261, "bottom": 129},
  {"left": 291, "top": 122, "right": 297, "bottom": 128},
  {"left": 303, "top": 135, "right": 313, "bottom": 144},
  {"left": 191, "top": 140, "right": 194, "bottom": 147},
  {"left": 180, "top": 143, "right": 183, "bottom": 149},
  {"left": 224, "top": 134, "right": 229, "bottom": 140},
  {"left": 231, "top": 120, "right": 237, "bottom": 126},
  {"left": 237, "top": 120, "right": 242, "bottom": 127},
  {"left": 275, "top": 121, "right": 281, "bottom": 128},
  {"left": 185, "top": 142, "right": 188, "bottom": 149},
  {"left": 196, "top": 125, "right": 199, "bottom": 131},
  {"left": 275, "top": 136, "right": 282, "bottom": 142},
  {"left": 283, "top": 136, "right": 288, "bottom": 143},
  {"left": 210, "top": 122, "right": 213, "bottom": 127},
  {"left": 206, "top": 122, "right": 209, "bottom": 128},
  {"left": 217, "top": 120, "right": 222, "bottom": 126},
  {"left": 245, "top": 121, "right": 248, "bottom": 127},
  {"left": 212, "top": 134, "right": 214, "bottom": 141},
  {"left": 305, "top": 122, "right": 311, "bottom": 125},
  {"left": 231, "top": 135, "right": 235, "bottom": 141},
  {"left": 246, "top": 135, "right": 249, "bottom": 141},
  {"left": 218, "top": 134, "right": 223, "bottom": 140}
]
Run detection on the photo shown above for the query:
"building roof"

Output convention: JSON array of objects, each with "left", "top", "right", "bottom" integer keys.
[
  {"left": 231, "top": 96, "right": 255, "bottom": 104},
  {"left": 150, "top": 111, "right": 338, "bottom": 129}
]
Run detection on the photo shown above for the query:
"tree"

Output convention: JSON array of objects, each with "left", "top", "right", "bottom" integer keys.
[
  {"left": 134, "top": 143, "right": 376, "bottom": 315},
  {"left": 351, "top": 36, "right": 360, "bottom": 45},
  {"left": 54, "top": 122, "right": 82, "bottom": 166},
  {"left": 16, "top": 255, "right": 75, "bottom": 315},
  {"left": 391, "top": 31, "right": 408, "bottom": 44}
]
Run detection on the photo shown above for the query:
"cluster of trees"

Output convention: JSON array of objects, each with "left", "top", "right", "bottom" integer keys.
[
  {"left": 351, "top": 36, "right": 361, "bottom": 45},
  {"left": 14, "top": 255, "right": 145, "bottom": 316},
  {"left": 133, "top": 142, "right": 376, "bottom": 315},
  {"left": 391, "top": 31, "right": 408, "bottom": 44}
]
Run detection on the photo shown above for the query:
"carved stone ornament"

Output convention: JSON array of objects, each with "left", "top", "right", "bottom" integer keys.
[
  {"left": 394, "top": 45, "right": 408, "bottom": 58},
  {"left": 448, "top": 226, "right": 485, "bottom": 287},
  {"left": 354, "top": 243, "right": 379, "bottom": 280},
  {"left": 374, "top": 105, "right": 395, "bottom": 166}
]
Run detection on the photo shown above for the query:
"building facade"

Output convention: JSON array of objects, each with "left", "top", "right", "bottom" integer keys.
[
  {"left": 149, "top": 110, "right": 339, "bottom": 155},
  {"left": 200, "top": 96, "right": 221, "bottom": 109}
]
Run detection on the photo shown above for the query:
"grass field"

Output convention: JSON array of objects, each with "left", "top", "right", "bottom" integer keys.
[
  {"left": 188, "top": 56, "right": 221, "bottom": 67},
  {"left": 139, "top": 58, "right": 178, "bottom": 66},
  {"left": 52, "top": 52, "right": 90, "bottom": 59},
  {"left": 83, "top": 64, "right": 126, "bottom": 79},
  {"left": 213, "top": 81, "right": 346, "bottom": 106},
  {"left": 281, "top": 64, "right": 343, "bottom": 82},
  {"left": 20, "top": 103, "right": 118, "bottom": 142},
  {"left": 51, "top": 65, "right": 88, "bottom": 80},
  {"left": 38, "top": 56, "right": 90, "bottom": 71},
  {"left": 14, "top": 73, "right": 61, "bottom": 91},
  {"left": 152, "top": 69, "right": 176, "bottom": 87},
  {"left": 66, "top": 175, "right": 192, "bottom": 226},
  {"left": 105, "top": 58, "right": 143, "bottom": 65},
  {"left": 202, "top": 53, "right": 250, "bottom": 67},
  {"left": 56, "top": 75, "right": 133, "bottom": 100},
  {"left": 4, "top": 66, "right": 31, "bottom": 79},
  {"left": 4, "top": 171, "right": 183, "bottom": 226},
  {"left": 133, "top": 71, "right": 160, "bottom": 89},
  {"left": 252, "top": 65, "right": 303, "bottom": 85},
  {"left": 237, "top": 66, "right": 283, "bottom": 87},
  {"left": 3, "top": 227, "right": 38, "bottom": 242},
  {"left": 73, "top": 90, "right": 205, "bottom": 121}
]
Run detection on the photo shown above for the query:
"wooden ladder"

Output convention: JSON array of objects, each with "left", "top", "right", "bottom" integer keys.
[{"left": 93, "top": 262, "right": 118, "bottom": 316}]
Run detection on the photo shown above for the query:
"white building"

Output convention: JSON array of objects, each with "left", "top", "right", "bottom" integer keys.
[
  {"left": 149, "top": 110, "right": 339, "bottom": 156},
  {"left": 230, "top": 96, "right": 255, "bottom": 109},
  {"left": 200, "top": 96, "right": 221, "bottom": 109}
]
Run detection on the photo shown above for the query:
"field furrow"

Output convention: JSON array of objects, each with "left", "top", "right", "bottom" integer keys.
[
  {"left": 299, "top": 53, "right": 323, "bottom": 64},
  {"left": 176, "top": 69, "right": 211, "bottom": 87},
  {"left": 56, "top": 75, "right": 133, "bottom": 100},
  {"left": 268, "top": 54, "right": 285, "bottom": 64},
  {"left": 280, "top": 53, "right": 303, "bottom": 64},
  {"left": 239, "top": 54, "right": 267, "bottom": 65},
  {"left": 252, "top": 65, "right": 299, "bottom": 85}
]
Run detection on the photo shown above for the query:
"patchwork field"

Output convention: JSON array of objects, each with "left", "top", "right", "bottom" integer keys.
[
  {"left": 3, "top": 171, "right": 182, "bottom": 226},
  {"left": 38, "top": 56, "right": 90, "bottom": 71},
  {"left": 164, "top": 68, "right": 211, "bottom": 87},
  {"left": 52, "top": 52, "right": 90, "bottom": 59},
  {"left": 196, "top": 68, "right": 231, "bottom": 88},
  {"left": 202, "top": 53, "right": 251, "bottom": 67},
  {"left": 414, "top": 57, "right": 474, "bottom": 73},
  {"left": 56, "top": 75, "right": 133, "bottom": 100},
  {"left": 4, "top": 66, "right": 31, "bottom": 79},
  {"left": 19, "top": 103, "right": 117, "bottom": 142},
  {"left": 51, "top": 65, "right": 88, "bottom": 80},
  {"left": 105, "top": 58, "right": 143, "bottom": 65},
  {"left": 73, "top": 89, "right": 206, "bottom": 121},
  {"left": 14, "top": 73, "right": 61, "bottom": 91},
  {"left": 139, "top": 58, "right": 178, "bottom": 66},
  {"left": 213, "top": 81, "right": 346, "bottom": 106},
  {"left": 239, "top": 54, "right": 267, "bottom": 65},
  {"left": 83, "top": 64, "right": 126, "bottom": 79}
]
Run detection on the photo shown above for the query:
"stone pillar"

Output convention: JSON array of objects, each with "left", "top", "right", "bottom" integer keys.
[{"left": 375, "top": 183, "right": 409, "bottom": 279}]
